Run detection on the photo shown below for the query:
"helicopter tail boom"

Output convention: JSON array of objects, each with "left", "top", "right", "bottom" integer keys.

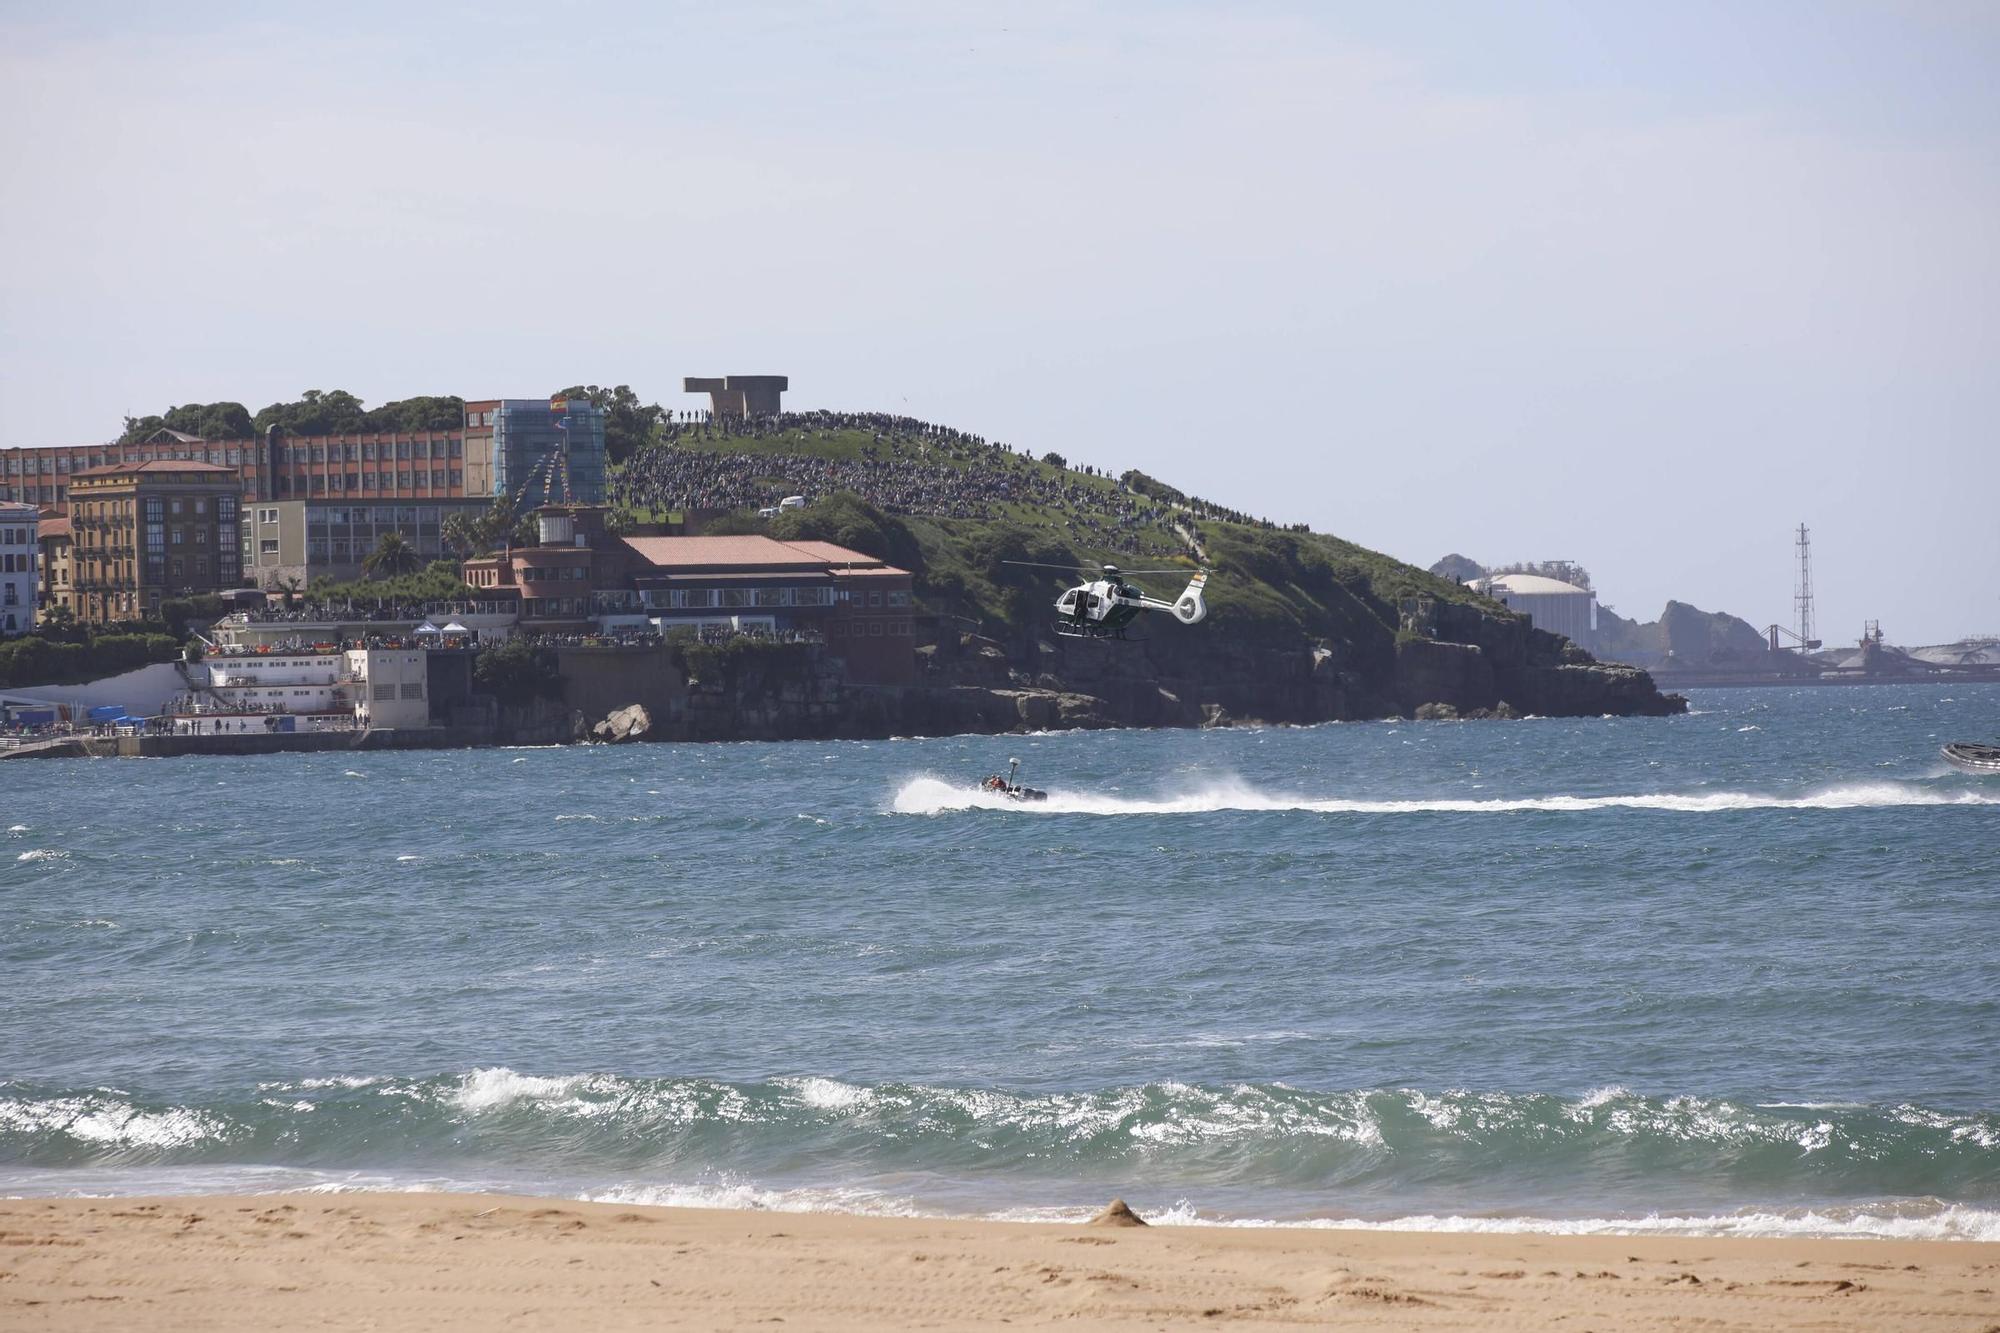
[{"left": 1137, "top": 571, "right": 1208, "bottom": 625}]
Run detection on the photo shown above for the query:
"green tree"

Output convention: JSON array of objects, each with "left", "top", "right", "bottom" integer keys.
[
  {"left": 119, "top": 401, "right": 254, "bottom": 444},
  {"left": 252, "top": 389, "right": 368, "bottom": 438},
  {"left": 472, "top": 636, "right": 562, "bottom": 705},
  {"left": 362, "top": 531, "right": 423, "bottom": 580},
  {"left": 556, "top": 384, "right": 663, "bottom": 465},
  {"left": 359, "top": 395, "right": 465, "bottom": 433},
  {"left": 441, "top": 496, "right": 523, "bottom": 557}
]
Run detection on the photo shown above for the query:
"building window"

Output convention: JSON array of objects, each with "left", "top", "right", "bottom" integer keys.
[
  {"left": 171, "top": 558, "right": 184, "bottom": 579},
  {"left": 260, "top": 539, "right": 280, "bottom": 555}
]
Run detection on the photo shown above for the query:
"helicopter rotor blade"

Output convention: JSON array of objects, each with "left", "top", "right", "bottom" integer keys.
[{"left": 999, "top": 560, "right": 1093, "bottom": 572}]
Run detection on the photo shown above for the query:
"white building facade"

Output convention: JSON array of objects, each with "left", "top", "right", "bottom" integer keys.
[
  {"left": 170, "top": 644, "right": 433, "bottom": 733},
  {"left": 0, "top": 501, "right": 36, "bottom": 636},
  {"left": 347, "top": 647, "right": 430, "bottom": 729}
]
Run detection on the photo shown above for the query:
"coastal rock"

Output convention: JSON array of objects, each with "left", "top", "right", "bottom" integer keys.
[
  {"left": 591, "top": 704, "right": 653, "bottom": 743},
  {"left": 1087, "top": 1199, "right": 1148, "bottom": 1228},
  {"left": 1394, "top": 638, "right": 1498, "bottom": 715},
  {"left": 1414, "top": 702, "right": 1461, "bottom": 721}
]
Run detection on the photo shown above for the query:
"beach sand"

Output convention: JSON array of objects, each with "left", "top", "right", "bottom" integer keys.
[{"left": 2, "top": 1193, "right": 1995, "bottom": 1330}]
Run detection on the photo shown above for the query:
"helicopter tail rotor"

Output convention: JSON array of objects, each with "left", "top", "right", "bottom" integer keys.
[{"left": 1170, "top": 571, "right": 1209, "bottom": 625}]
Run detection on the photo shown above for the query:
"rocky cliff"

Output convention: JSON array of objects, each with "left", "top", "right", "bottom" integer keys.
[{"left": 590, "top": 589, "right": 1684, "bottom": 745}]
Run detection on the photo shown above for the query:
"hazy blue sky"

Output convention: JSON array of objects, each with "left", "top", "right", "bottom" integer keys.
[{"left": 2, "top": 1, "right": 1994, "bottom": 641}]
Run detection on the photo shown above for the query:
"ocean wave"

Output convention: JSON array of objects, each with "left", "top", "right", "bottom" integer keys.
[
  {"left": 14, "top": 848, "right": 68, "bottom": 862},
  {"left": 889, "top": 775, "right": 1999, "bottom": 817},
  {"left": 1, "top": 1074, "right": 1993, "bottom": 1215}
]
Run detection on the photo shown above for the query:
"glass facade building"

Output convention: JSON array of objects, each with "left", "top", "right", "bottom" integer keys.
[{"left": 490, "top": 399, "right": 606, "bottom": 509}]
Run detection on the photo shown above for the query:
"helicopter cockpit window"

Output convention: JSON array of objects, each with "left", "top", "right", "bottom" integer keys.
[{"left": 1058, "top": 591, "right": 1077, "bottom": 611}]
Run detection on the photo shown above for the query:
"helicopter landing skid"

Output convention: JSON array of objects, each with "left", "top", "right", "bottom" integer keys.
[{"left": 1052, "top": 622, "right": 1139, "bottom": 642}]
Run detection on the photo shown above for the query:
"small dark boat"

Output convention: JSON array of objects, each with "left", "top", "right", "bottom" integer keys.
[
  {"left": 1941, "top": 741, "right": 2000, "bottom": 775},
  {"left": 980, "top": 758, "right": 1048, "bottom": 802}
]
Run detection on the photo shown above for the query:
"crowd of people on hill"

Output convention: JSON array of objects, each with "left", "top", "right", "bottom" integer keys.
[
  {"left": 228, "top": 600, "right": 507, "bottom": 626},
  {"left": 612, "top": 410, "right": 1295, "bottom": 556}
]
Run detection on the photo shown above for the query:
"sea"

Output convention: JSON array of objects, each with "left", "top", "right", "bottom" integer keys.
[{"left": 3, "top": 682, "right": 1997, "bottom": 1240}]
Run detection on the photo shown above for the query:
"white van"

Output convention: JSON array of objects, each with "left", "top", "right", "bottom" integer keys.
[{"left": 778, "top": 495, "right": 806, "bottom": 511}]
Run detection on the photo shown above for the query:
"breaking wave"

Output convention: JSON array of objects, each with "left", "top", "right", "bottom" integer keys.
[
  {"left": 889, "top": 776, "right": 2000, "bottom": 817},
  {"left": 3, "top": 1073, "right": 1994, "bottom": 1238}
]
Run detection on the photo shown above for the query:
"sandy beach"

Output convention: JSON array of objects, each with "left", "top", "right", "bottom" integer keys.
[{"left": 1, "top": 1193, "right": 1994, "bottom": 1330}]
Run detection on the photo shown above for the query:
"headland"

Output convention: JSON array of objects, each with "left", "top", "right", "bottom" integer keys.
[{"left": 5, "top": 405, "right": 1685, "bottom": 754}]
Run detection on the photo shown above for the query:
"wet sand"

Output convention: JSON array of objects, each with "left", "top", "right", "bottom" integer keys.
[{"left": 2, "top": 1193, "right": 1995, "bottom": 1330}]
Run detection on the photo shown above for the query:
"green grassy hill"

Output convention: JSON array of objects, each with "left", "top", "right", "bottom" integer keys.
[{"left": 611, "top": 423, "right": 1488, "bottom": 651}]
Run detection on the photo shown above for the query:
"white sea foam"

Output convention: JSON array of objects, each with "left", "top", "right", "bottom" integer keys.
[
  {"left": 586, "top": 1178, "right": 923, "bottom": 1217},
  {"left": 449, "top": 1067, "right": 622, "bottom": 1117},
  {"left": 6, "top": 824, "right": 28, "bottom": 833},
  {"left": 15, "top": 848, "right": 68, "bottom": 862},
  {"left": 395, "top": 854, "right": 420, "bottom": 862},
  {"left": 889, "top": 775, "right": 1999, "bottom": 817},
  {"left": 0, "top": 1096, "right": 230, "bottom": 1150},
  {"left": 785, "top": 1077, "right": 875, "bottom": 1112},
  {"left": 983, "top": 1198, "right": 2000, "bottom": 1242}
]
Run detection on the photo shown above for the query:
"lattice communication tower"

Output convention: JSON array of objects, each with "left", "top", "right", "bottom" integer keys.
[{"left": 1794, "top": 523, "right": 1816, "bottom": 649}]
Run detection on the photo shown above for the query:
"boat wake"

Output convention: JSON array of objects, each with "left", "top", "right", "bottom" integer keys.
[{"left": 889, "top": 776, "right": 1999, "bottom": 817}]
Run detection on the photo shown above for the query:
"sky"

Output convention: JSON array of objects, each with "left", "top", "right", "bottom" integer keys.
[{"left": 1, "top": 1, "right": 1994, "bottom": 643}]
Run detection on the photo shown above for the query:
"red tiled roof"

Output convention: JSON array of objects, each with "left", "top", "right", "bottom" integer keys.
[
  {"left": 619, "top": 534, "right": 908, "bottom": 576},
  {"left": 621, "top": 535, "right": 823, "bottom": 569},
  {"left": 70, "top": 460, "right": 238, "bottom": 477},
  {"left": 779, "top": 540, "right": 889, "bottom": 568},
  {"left": 36, "top": 515, "right": 73, "bottom": 540}
]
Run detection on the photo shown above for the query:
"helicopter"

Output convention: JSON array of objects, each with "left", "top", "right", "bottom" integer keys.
[{"left": 1004, "top": 561, "right": 1210, "bottom": 640}]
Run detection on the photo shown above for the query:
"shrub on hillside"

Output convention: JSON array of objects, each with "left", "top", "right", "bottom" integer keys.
[
  {"left": 472, "top": 636, "right": 561, "bottom": 705},
  {"left": 0, "top": 631, "right": 183, "bottom": 689}
]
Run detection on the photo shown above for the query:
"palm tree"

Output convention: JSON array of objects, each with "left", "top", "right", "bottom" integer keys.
[
  {"left": 441, "top": 513, "right": 480, "bottom": 559},
  {"left": 362, "top": 532, "right": 423, "bottom": 581}
]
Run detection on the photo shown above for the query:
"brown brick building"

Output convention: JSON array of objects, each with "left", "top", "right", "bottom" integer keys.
[
  {"left": 464, "top": 509, "right": 918, "bottom": 684},
  {"left": 67, "top": 461, "right": 243, "bottom": 624}
]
